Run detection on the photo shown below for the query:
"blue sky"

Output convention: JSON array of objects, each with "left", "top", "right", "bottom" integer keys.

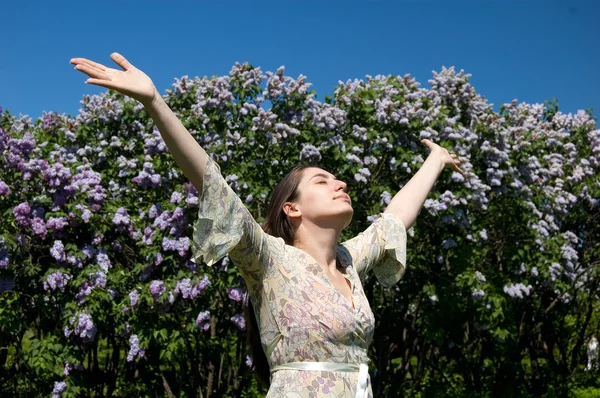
[{"left": 2, "top": 0, "right": 598, "bottom": 120}]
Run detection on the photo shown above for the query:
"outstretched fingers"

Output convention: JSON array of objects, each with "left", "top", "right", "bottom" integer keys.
[
  {"left": 70, "top": 57, "right": 107, "bottom": 72},
  {"left": 73, "top": 63, "right": 109, "bottom": 80},
  {"left": 84, "top": 78, "right": 123, "bottom": 91},
  {"left": 453, "top": 158, "right": 464, "bottom": 175},
  {"left": 110, "top": 53, "right": 133, "bottom": 71}
]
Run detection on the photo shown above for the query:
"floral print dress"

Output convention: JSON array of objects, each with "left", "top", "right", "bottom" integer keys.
[{"left": 192, "top": 157, "right": 407, "bottom": 397}]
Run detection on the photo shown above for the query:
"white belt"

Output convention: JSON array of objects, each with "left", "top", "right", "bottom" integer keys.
[{"left": 271, "top": 361, "right": 369, "bottom": 398}]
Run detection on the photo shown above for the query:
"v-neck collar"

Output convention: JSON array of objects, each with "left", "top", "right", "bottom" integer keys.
[{"left": 290, "top": 245, "right": 356, "bottom": 309}]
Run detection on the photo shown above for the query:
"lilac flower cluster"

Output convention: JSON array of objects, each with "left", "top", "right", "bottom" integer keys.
[
  {"left": 227, "top": 287, "right": 246, "bottom": 302},
  {"left": 64, "top": 312, "right": 97, "bottom": 342},
  {"left": 129, "top": 288, "right": 141, "bottom": 308},
  {"left": 503, "top": 283, "right": 533, "bottom": 299},
  {"left": 0, "top": 180, "right": 10, "bottom": 196},
  {"left": 52, "top": 381, "right": 67, "bottom": 398},
  {"left": 144, "top": 127, "right": 167, "bottom": 155},
  {"left": 175, "top": 276, "right": 210, "bottom": 299},
  {"left": 126, "top": 334, "right": 145, "bottom": 362},
  {"left": 43, "top": 270, "right": 72, "bottom": 292},
  {"left": 50, "top": 240, "right": 66, "bottom": 262},
  {"left": 112, "top": 207, "right": 131, "bottom": 227},
  {"left": 230, "top": 313, "right": 246, "bottom": 331},
  {"left": 299, "top": 144, "right": 321, "bottom": 164},
  {"left": 149, "top": 280, "right": 166, "bottom": 300},
  {"left": 6, "top": 132, "right": 36, "bottom": 167},
  {"left": 162, "top": 237, "right": 190, "bottom": 257},
  {"left": 75, "top": 271, "right": 107, "bottom": 305},
  {"left": 196, "top": 310, "right": 211, "bottom": 331}
]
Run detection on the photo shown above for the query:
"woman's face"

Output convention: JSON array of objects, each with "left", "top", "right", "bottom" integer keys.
[{"left": 285, "top": 167, "right": 353, "bottom": 229}]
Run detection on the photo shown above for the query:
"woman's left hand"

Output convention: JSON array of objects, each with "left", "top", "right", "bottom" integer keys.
[{"left": 421, "top": 139, "right": 464, "bottom": 175}]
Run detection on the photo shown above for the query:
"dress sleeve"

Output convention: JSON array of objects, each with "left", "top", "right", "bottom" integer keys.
[
  {"left": 340, "top": 213, "right": 407, "bottom": 287},
  {"left": 191, "top": 156, "right": 281, "bottom": 289}
]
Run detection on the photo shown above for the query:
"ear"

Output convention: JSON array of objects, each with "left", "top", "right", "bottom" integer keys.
[{"left": 282, "top": 201, "right": 302, "bottom": 219}]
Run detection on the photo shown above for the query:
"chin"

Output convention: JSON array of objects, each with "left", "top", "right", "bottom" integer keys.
[{"left": 340, "top": 208, "right": 354, "bottom": 229}]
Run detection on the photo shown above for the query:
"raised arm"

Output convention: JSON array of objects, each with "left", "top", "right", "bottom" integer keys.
[
  {"left": 71, "top": 53, "right": 280, "bottom": 288},
  {"left": 383, "top": 139, "right": 463, "bottom": 230},
  {"left": 70, "top": 53, "right": 207, "bottom": 192}
]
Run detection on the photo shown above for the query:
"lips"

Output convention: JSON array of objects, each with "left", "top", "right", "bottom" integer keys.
[{"left": 335, "top": 194, "right": 351, "bottom": 202}]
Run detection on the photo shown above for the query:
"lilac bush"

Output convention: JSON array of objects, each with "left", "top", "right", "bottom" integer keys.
[{"left": 0, "top": 63, "right": 598, "bottom": 396}]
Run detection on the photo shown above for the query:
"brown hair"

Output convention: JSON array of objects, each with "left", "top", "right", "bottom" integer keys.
[{"left": 246, "top": 164, "right": 316, "bottom": 387}]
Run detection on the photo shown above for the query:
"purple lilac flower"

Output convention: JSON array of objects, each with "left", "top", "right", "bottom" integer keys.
[
  {"left": 76, "top": 204, "right": 93, "bottom": 223},
  {"left": 63, "top": 362, "right": 72, "bottom": 376},
  {"left": 149, "top": 280, "right": 166, "bottom": 300},
  {"left": 50, "top": 240, "right": 66, "bottom": 262},
  {"left": 550, "top": 263, "right": 562, "bottom": 281},
  {"left": 132, "top": 162, "right": 162, "bottom": 189},
  {"left": 231, "top": 313, "right": 246, "bottom": 331},
  {"left": 46, "top": 217, "right": 69, "bottom": 231},
  {"left": 75, "top": 284, "right": 93, "bottom": 305},
  {"left": 144, "top": 127, "right": 167, "bottom": 155},
  {"left": 81, "top": 244, "right": 95, "bottom": 259},
  {"left": 88, "top": 185, "right": 106, "bottom": 204},
  {"left": 472, "top": 289, "right": 485, "bottom": 300},
  {"left": 72, "top": 168, "right": 102, "bottom": 192},
  {"left": 148, "top": 204, "right": 161, "bottom": 219},
  {"left": 95, "top": 249, "right": 111, "bottom": 272},
  {"left": 503, "top": 283, "right": 533, "bottom": 299},
  {"left": 65, "top": 312, "right": 97, "bottom": 342},
  {"left": 92, "top": 234, "right": 103, "bottom": 245},
  {"left": 112, "top": 207, "right": 130, "bottom": 226},
  {"left": 31, "top": 218, "right": 47, "bottom": 239},
  {"left": 475, "top": 271, "right": 486, "bottom": 284},
  {"left": 127, "top": 334, "right": 142, "bottom": 362},
  {"left": 129, "top": 289, "right": 140, "bottom": 308},
  {"left": 43, "top": 270, "right": 72, "bottom": 292},
  {"left": 44, "top": 162, "right": 72, "bottom": 188},
  {"left": 91, "top": 270, "right": 107, "bottom": 288},
  {"left": 170, "top": 191, "right": 183, "bottom": 204},
  {"left": 8, "top": 132, "right": 36, "bottom": 166},
  {"left": 162, "top": 237, "right": 190, "bottom": 257},
  {"left": 380, "top": 191, "right": 392, "bottom": 206},
  {"left": 154, "top": 252, "right": 163, "bottom": 265},
  {"left": 153, "top": 211, "right": 171, "bottom": 231},
  {"left": 196, "top": 310, "right": 211, "bottom": 331},
  {"left": 228, "top": 287, "right": 245, "bottom": 302},
  {"left": 245, "top": 355, "right": 253, "bottom": 368},
  {"left": 186, "top": 191, "right": 199, "bottom": 207},
  {"left": 13, "top": 202, "right": 32, "bottom": 227},
  {"left": 299, "top": 144, "right": 322, "bottom": 163},
  {"left": 175, "top": 278, "right": 192, "bottom": 299},
  {"left": 169, "top": 208, "right": 188, "bottom": 236},
  {"left": 142, "top": 226, "right": 154, "bottom": 245},
  {"left": 0, "top": 181, "right": 10, "bottom": 196},
  {"left": 52, "top": 381, "right": 67, "bottom": 398}
]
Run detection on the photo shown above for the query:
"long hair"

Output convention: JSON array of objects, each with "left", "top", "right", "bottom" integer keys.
[{"left": 246, "top": 164, "right": 315, "bottom": 387}]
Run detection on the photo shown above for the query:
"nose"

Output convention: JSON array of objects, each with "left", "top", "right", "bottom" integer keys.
[{"left": 336, "top": 180, "right": 347, "bottom": 192}]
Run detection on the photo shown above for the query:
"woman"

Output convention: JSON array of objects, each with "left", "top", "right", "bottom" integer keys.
[{"left": 71, "top": 53, "right": 463, "bottom": 397}]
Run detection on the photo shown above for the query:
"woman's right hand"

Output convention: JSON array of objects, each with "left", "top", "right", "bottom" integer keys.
[{"left": 70, "top": 53, "right": 157, "bottom": 106}]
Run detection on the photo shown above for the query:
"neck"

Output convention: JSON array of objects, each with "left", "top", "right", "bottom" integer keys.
[{"left": 293, "top": 221, "right": 341, "bottom": 273}]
